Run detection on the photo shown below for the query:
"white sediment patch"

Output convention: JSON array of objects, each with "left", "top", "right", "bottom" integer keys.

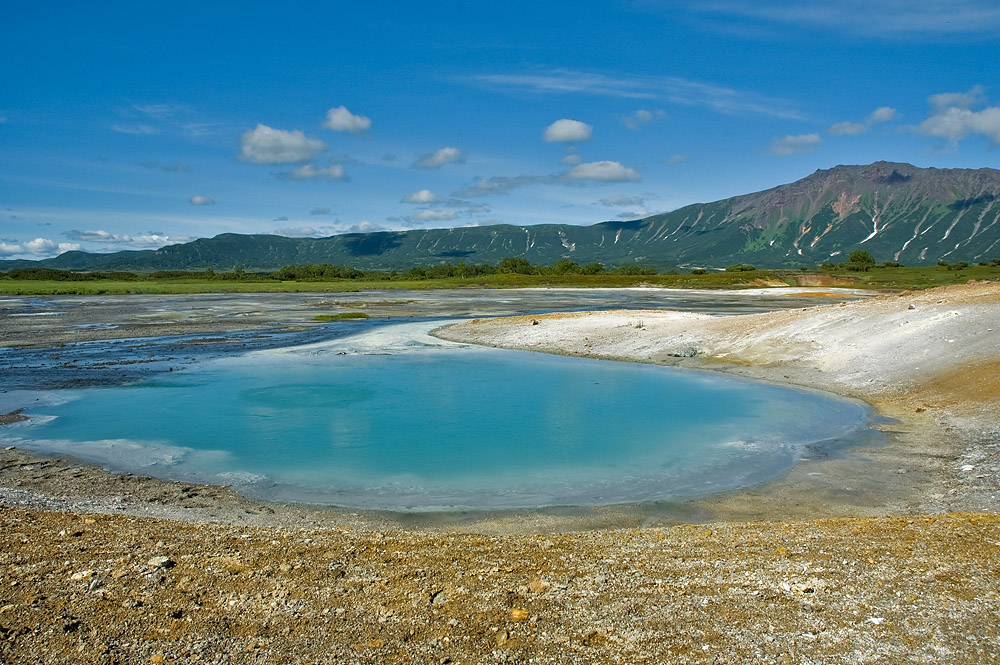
[{"left": 249, "top": 319, "right": 473, "bottom": 360}]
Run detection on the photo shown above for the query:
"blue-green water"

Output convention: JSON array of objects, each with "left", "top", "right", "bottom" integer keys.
[{"left": 6, "top": 325, "right": 874, "bottom": 511}]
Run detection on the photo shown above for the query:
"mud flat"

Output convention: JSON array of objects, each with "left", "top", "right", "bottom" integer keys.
[{"left": 1, "top": 284, "right": 999, "bottom": 663}]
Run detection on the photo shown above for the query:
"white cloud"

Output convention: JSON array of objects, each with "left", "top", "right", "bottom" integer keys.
[
  {"left": 189, "top": 195, "right": 216, "bottom": 205},
  {"left": 829, "top": 106, "right": 900, "bottom": 136},
  {"left": 828, "top": 121, "right": 866, "bottom": 135},
  {"left": 238, "top": 124, "right": 327, "bottom": 164},
  {"left": 917, "top": 87, "right": 1000, "bottom": 146},
  {"left": 867, "top": 106, "right": 899, "bottom": 124},
  {"left": 543, "top": 119, "right": 593, "bottom": 143},
  {"left": 322, "top": 106, "right": 371, "bottom": 135},
  {"left": 769, "top": 133, "right": 821, "bottom": 156},
  {"left": 929, "top": 86, "right": 986, "bottom": 111},
  {"left": 600, "top": 195, "right": 645, "bottom": 207},
  {"left": 412, "top": 209, "right": 459, "bottom": 222},
  {"left": 0, "top": 237, "right": 81, "bottom": 257},
  {"left": 402, "top": 189, "right": 442, "bottom": 204},
  {"left": 564, "top": 161, "right": 641, "bottom": 182},
  {"left": 918, "top": 105, "right": 1000, "bottom": 145},
  {"left": 561, "top": 153, "right": 583, "bottom": 165},
  {"left": 621, "top": 109, "right": 665, "bottom": 130},
  {"left": 413, "top": 147, "right": 465, "bottom": 169},
  {"left": 282, "top": 163, "right": 347, "bottom": 180},
  {"left": 64, "top": 229, "right": 190, "bottom": 248}
]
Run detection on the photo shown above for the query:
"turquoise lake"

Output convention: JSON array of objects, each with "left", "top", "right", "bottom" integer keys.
[{"left": 6, "top": 322, "right": 874, "bottom": 511}]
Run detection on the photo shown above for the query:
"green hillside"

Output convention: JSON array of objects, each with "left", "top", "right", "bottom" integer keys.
[{"left": 4, "top": 162, "right": 999, "bottom": 272}]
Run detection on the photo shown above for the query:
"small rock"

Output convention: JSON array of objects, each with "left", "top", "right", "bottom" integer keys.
[
  {"left": 527, "top": 579, "right": 550, "bottom": 594},
  {"left": 147, "top": 555, "right": 175, "bottom": 569},
  {"left": 908, "top": 304, "right": 916, "bottom": 310},
  {"left": 530, "top": 319, "right": 539, "bottom": 326},
  {"left": 961, "top": 464, "right": 975, "bottom": 472},
  {"left": 70, "top": 570, "right": 95, "bottom": 582},
  {"left": 509, "top": 608, "right": 530, "bottom": 622}
]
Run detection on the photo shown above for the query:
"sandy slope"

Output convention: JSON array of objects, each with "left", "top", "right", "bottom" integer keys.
[
  {"left": 436, "top": 281, "right": 1000, "bottom": 518},
  {"left": 435, "top": 281, "right": 999, "bottom": 410}
]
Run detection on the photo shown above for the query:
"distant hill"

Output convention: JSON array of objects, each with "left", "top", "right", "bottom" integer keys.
[{"left": 4, "top": 162, "right": 999, "bottom": 272}]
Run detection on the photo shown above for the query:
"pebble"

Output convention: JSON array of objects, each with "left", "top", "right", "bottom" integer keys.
[
  {"left": 509, "top": 608, "right": 529, "bottom": 622},
  {"left": 147, "top": 555, "right": 175, "bottom": 569}
]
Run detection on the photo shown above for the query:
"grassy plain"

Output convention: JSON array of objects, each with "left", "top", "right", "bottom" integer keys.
[{"left": 0, "top": 265, "right": 998, "bottom": 295}]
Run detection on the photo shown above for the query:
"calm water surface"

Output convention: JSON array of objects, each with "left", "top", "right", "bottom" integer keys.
[{"left": 7, "top": 322, "right": 874, "bottom": 510}]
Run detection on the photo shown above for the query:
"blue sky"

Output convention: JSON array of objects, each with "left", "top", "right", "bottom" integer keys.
[{"left": 2, "top": 0, "right": 999, "bottom": 259}]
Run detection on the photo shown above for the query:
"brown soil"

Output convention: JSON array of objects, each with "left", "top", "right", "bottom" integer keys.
[{"left": 2, "top": 508, "right": 999, "bottom": 664}]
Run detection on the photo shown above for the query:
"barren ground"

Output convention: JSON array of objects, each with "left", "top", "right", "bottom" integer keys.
[{"left": 2, "top": 283, "right": 999, "bottom": 664}]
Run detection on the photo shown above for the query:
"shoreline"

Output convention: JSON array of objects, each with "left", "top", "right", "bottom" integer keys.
[
  {"left": 1, "top": 284, "right": 996, "bottom": 529},
  {"left": 2, "top": 284, "right": 998, "bottom": 663},
  {"left": 433, "top": 281, "right": 1000, "bottom": 522},
  {"left": 1, "top": 285, "right": 901, "bottom": 532}
]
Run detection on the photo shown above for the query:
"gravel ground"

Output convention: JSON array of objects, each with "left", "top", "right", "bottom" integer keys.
[{"left": 1, "top": 284, "right": 998, "bottom": 663}]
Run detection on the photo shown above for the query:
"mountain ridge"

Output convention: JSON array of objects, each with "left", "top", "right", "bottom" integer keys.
[{"left": 4, "top": 162, "right": 999, "bottom": 272}]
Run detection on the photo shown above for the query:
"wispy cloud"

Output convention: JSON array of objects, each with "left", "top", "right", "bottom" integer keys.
[
  {"left": 412, "top": 209, "right": 459, "bottom": 222},
  {"left": 692, "top": 0, "right": 1000, "bottom": 39},
  {"left": 281, "top": 164, "right": 347, "bottom": 181},
  {"left": 828, "top": 121, "right": 866, "bottom": 136},
  {"left": 413, "top": 147, "right": 465, "bottom": 170},
  {"left": 111, "top": 124, "right": 162, "bottom": 135},
  {"left": 600, "top": 195, "right": 646, "bottom": 207},
  {"left": 141, "top": 162, "right": 190, "bottom": 173},
  {"left": 620, "top": 109, "right": 666, "bottom": 130},
  {"left": 453, "top": 159, "right": 643, "bottom": 198},
  {"left": 401, "top": 189, "right": 442, "bottom": 204},
  {"left": 272, "top": 225, "right": 338, "bottom": 238},
  {"left": 467, "top": 68, "right": 802, "bottom": 119},
  {"left": 453, "top": 175, "right": 553, "bottom": 198},
  {"left": 828, "top": 106, "right": 900, "bottom": 135},
  {"left": 189, "top": 195, "right": 216, "bottom": 206},
  {"left": 769, "top": 133, "right": 821, "bottom": 156},
  {"left": 112, "top": 102, "right": 221, "bottom": 139}
]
